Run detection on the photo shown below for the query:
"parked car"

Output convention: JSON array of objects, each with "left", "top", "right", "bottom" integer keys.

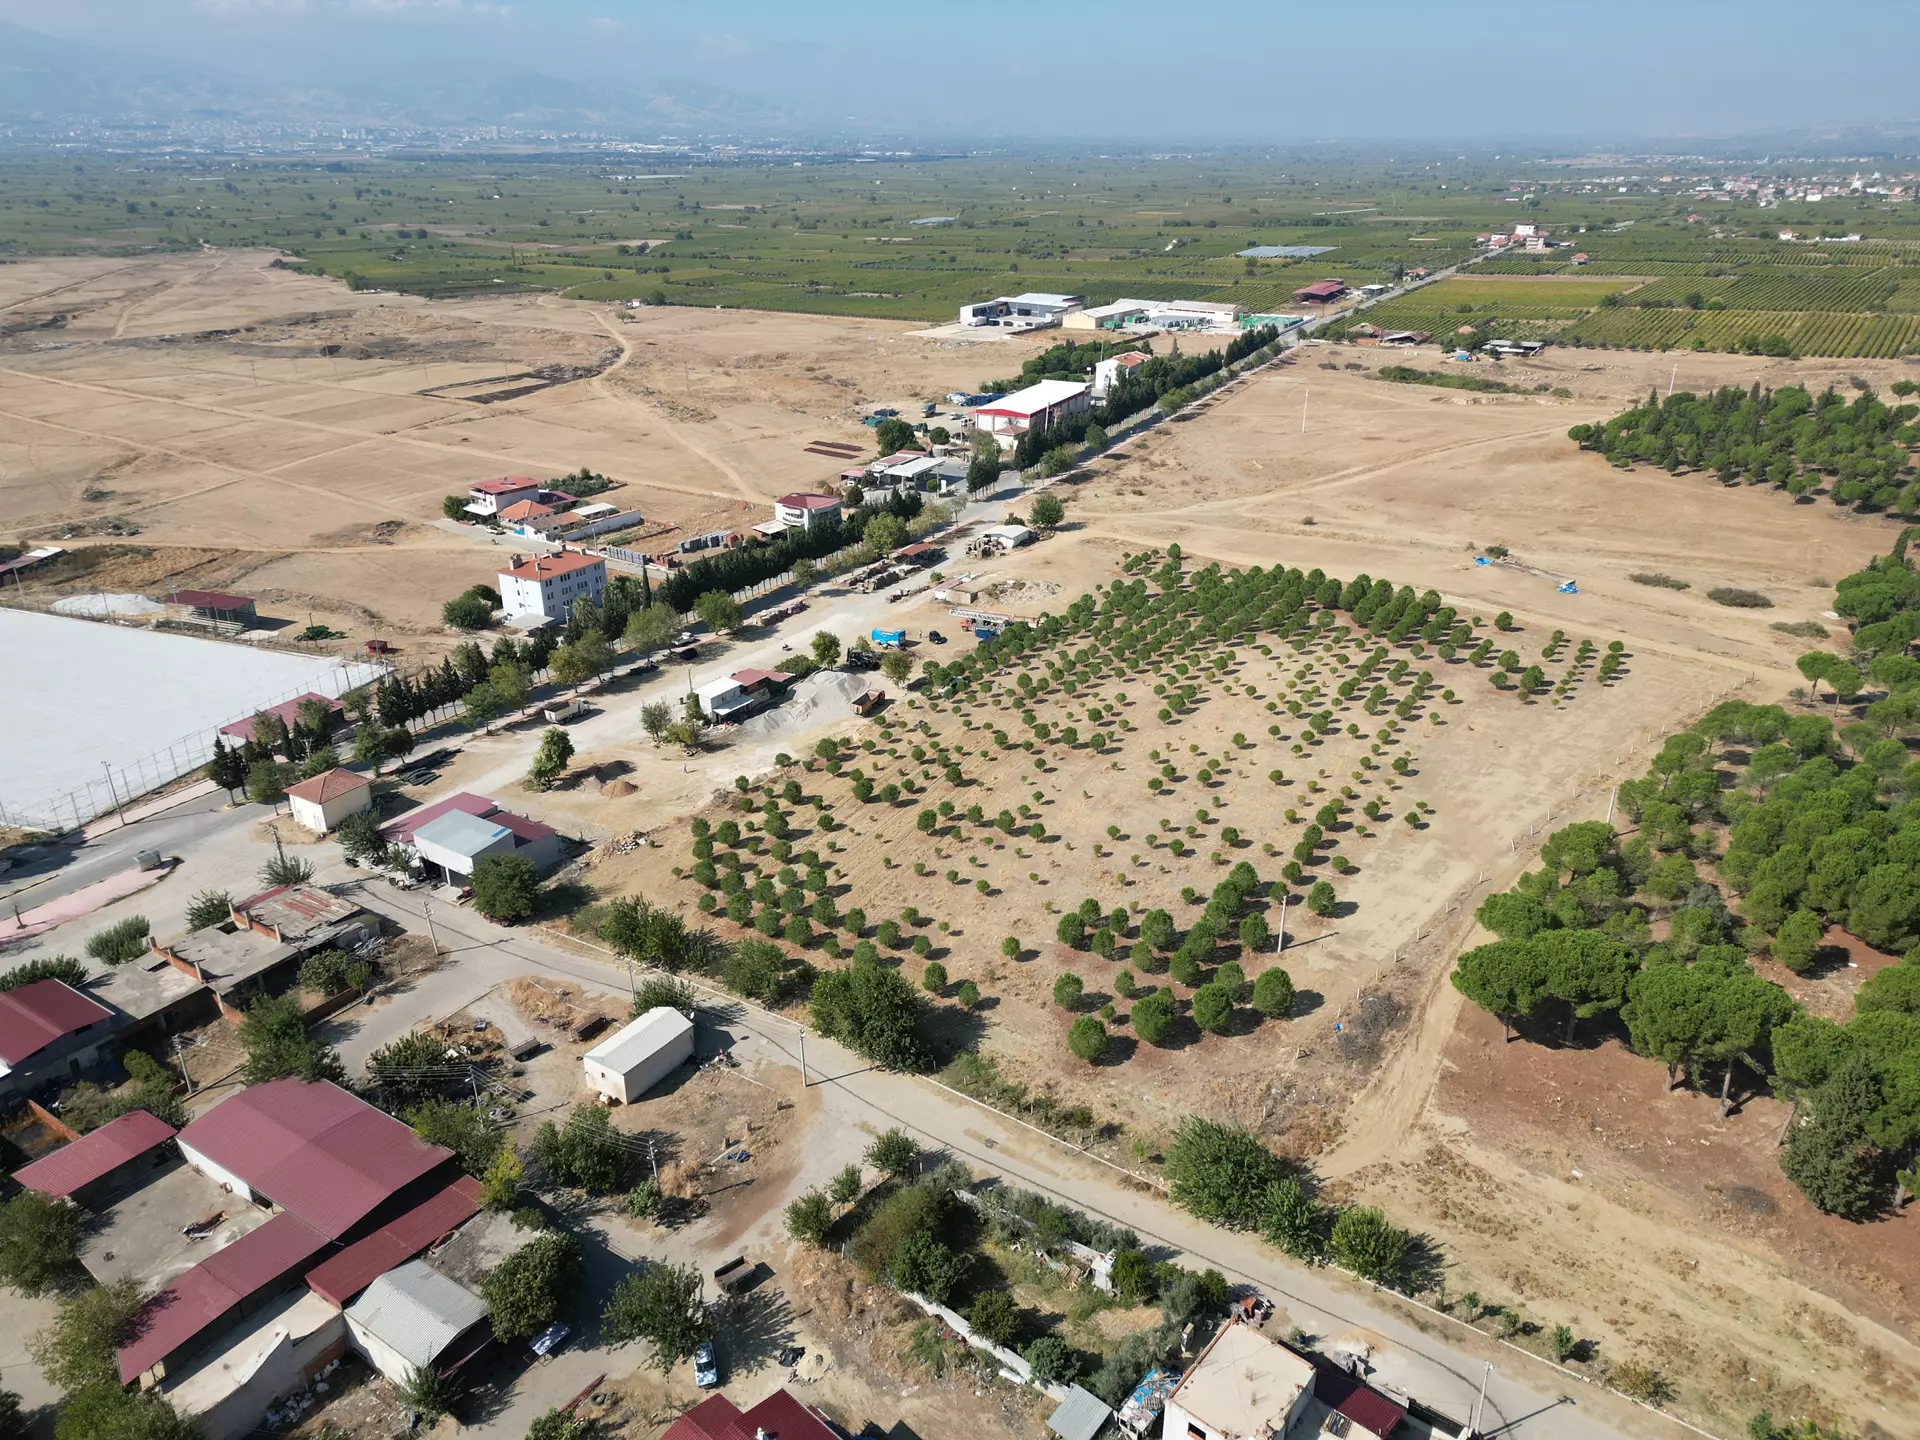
[
  {"left": 928, "top": 630, "right": 947, "bottom": 644},
  {"left": 693, "top": 1340, "right": 719, "bottom": 1389}
]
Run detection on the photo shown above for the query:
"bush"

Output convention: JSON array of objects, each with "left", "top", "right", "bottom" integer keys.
[
  {"left": 1022, "top": 1335, "right": 1078, "bottom": 1386},
  {"left": 0, "top": 955, "right": 88, "bottom": 992},
  {"left": 1131, "top": 988, "right": 1176, "bottom": 1045},
  {"left": 1252, "top": 967, "right": 1296, "bottom": 1018},
  {"left": 1067, "top": 1015, "right": 1108, "bottom": 1063},
  {"left": 967, "top": 1288, "right": 1018, "bottom": 1346},
  {"left": 921, "top": 961, "right": 947, "bottom": 993},
  {"left": 1191, "top": 983, "right": 1232, "bottom": 1034},
  {"left": 1628, "top": 572, "right": 1690, "bottom": 590},
  {"left": 866, "top": 1127, "right": 920, "bottom": 1181},
  {"left": 1166, "top": 1117, "right": 1286, "bottom": 1227},
  {"left": 812, "top": 965, "right": 925, "bottom": 1070},
  {"left": 84, "top": 915, "right": 150, "bottom": 965},
  {"left": 1328, "top": 1205, "right": 1411, "bottom": 1287},
  {"left": 786, "top": 1191, "right": 833, "bottom": 1246},
  {"left": 0, "top": 1190, "right": 82, "bottom": 1294},
  {"left": 1053, "top": 972, "right": 1084, "bottom": 1009},
  {"left": 471, "top": 853, "right": 539, "bottom": 922},
  {"left": 1708, "top": 587, "right": 1773, "bottom": 609},
  {"left": 532, "top": 1106, "right": 633, "bottom": 1194},
  {"left": 1109, "top": 1248, "right": 1156, "bottom": 1304},
  {"left": 184, "top": 890, "right": 234, "bottom": 931}
]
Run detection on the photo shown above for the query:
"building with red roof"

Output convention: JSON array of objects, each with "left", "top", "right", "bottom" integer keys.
[
  {"left": 377, "top": 791, "right": 560, "bottom": 878},
  {"left": 1292, "top": 278, "right": 1349, "bottom": 305},
  {"left": 773, "top": 492, "right": 843, "bottom": 532},
  {"left": 0, "top": 979, "right": 116, "bottom": 1100},
  {"left": 217, "top": 692, "right": 344, "bottom": 744},
  {"left": 663, "top": 1389, "right": 841, "bottom": 1440},
  {"left": 283, "top": 767, "right": 372, "bottom": 836},
  {"left": 169, "top": 590, "right": 258, "bottom": 624},
  {"left": 177, "top": 1079, "right": 455, "bottom": 1241},
  {"left": 496, "top": 547, "right": 606, "bottom": 621},
  {"left": 11, "top": 1109, "right": 175, "bottom": 1205},
  {"left": 465, "top": 476, "right": 542, "bottom": 516}
]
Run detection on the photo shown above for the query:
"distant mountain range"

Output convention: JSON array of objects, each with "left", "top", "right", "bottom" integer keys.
[{"left": 0, "top": 20, "right": 794, "bottom": 137}]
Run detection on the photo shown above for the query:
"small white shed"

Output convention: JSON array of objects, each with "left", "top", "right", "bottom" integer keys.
[
  {"left": 582, "top": 1006, "right": 695, "bottom": 1104},
  {"left": 284, "top": 768, "right": 371, "bottom": 837}
]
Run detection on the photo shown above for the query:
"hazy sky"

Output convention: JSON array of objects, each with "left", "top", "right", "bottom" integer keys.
[{"left": 7, "top": 0, "right": 1919, "bottom": 141}]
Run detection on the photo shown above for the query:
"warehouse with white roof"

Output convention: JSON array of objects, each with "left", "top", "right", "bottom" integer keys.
[{"left": 583, "top": 1006, "right": 696, "bottom": 1103}]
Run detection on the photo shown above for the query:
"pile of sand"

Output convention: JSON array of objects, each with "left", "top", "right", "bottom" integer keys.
[
  {"left": 600, "top": 777, "right": 638, "bottom": 797},
  {"left": 52, "top": 593, "right": 164, "bottom": 618}
]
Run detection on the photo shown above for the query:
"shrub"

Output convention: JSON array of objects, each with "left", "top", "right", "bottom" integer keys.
[
  {"left": 1130, "top": 988, "right": 1176, "bottom": 1045},
  {"left": 1252, "top": 967, "right": 1296, "bottom": 1018},
  {"left": 1191, "top": 983, "right": 1232, "bottom": 1034},
  {"left": 787, "top": 1191, "right": 833, "bottom": 1246},
  {"left": 1053, "top": 972, "right": 1084, "bottom": 1009},
  {"left": 1023, "top": 1335, "right": 1077, "bottom": 1386},
  {"left": 1708, "top": 587, "right": 1773, "bottom": 609},
  {"left": 967, "top": 1289, "right": 1018, "bottom": 1346},
  {"left": 1067, "top": 1015, "right": 1108, "bottom": 1063},
  {"left": 1328, "top": 1205, "right": 1411, "bottom": 1287},
  {"left": 84, "top": 915, "right": 151, "bottom": 965},
  {"left": 1165, "top": 1116, "right": 1285, "bottom": 1228},
  {"left": 1629, "top": 572, "right": 1690, "bottom": 590},
  {"left": 482, "top": 1231, "right": 584, "bottom": 1341}
]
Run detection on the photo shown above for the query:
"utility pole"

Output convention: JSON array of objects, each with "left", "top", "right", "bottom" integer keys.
[
  {"left": 422, "top": 898, "right": 442, "bottom": 956},
  {"left": 648, "top": 1136, "right": 659, "bottom": 1184},
  {"left": 1276, "top": 892, "right": 1289, "bottom": 952},
  {"left": 1667, "top": 362, "right": 1678, "bottom": 398},
  {"left": 1472, "top": 1362, "right": 1492, "bottom": 1436},
  {"left": 101, "top": 761, "right": 128, "bottom": 825},
  {"left": 1300, "top": 387, "right": 1309, "bottom": 434},
  {"left": 799, "top": 1029, "right": 808, "bottom": 1087},
  {"left": 171, "top": 1034, "right": 194, "bottom": 1095},
  {"left": 1605, "top": 782, "right": 1618, "bottom": 825}
]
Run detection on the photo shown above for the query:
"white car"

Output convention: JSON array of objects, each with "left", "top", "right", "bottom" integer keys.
[{"left": 693, "top": 1340, "right": 719, "bottom": 1389}]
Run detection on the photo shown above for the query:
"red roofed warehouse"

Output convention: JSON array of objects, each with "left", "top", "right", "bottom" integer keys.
[
  {"left": 971, "top": 379, "right": 1090, "bottom": 452},
  {"left": 169, "top": 590, "right": 257, "bottom": 625},
  {"left": 11, "top": 1108, "right": 175, "bottom": 1207},
  {"left": 0, "top": 979, "right": 116, "bottom": 1100},
  {"left": 1293, "top": 278, "right": 1348, "bottom": 305},
  {"left": 176, "top": 1079, "right": 456, "bottom": 1240},
  {"left": 496, "top": 548, "right": 606, "bottom": 622},
  {"left": 378, "top": 791, "right": 561, "bottom": 879},
  {"left": 218, "top": 692, "right": 344, "bottom": 745}
]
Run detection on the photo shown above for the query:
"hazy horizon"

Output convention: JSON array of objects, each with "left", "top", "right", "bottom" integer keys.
[{"left": 3, "top": 0, "right": 1919, "bottom": 146}]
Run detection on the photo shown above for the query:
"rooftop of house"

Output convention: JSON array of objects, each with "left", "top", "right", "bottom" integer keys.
[
  {"left": 379, "top": 791, "right": 497, "bottom": 846},
  {"left": 78, "top": 1158, "right": 277, "bottom": 1293},
  {"left": 281, "top": 769, "right": 370, "bottom": 806},
  {"left": 663, "top": 1390, "right": 840, "bottom": 1440},
  {"left": 499, "top": 550, "right": 604, "bottom": 583},
  {"left": 1167, "top": 1322, "right": 1316, "bottom": 1439},
  {"left": 412, "top": 810, "right": 516, "bottom": 859},
  {"left": 306, "top": 1175, "right": 482, "bottom": 1307},
  {"left": 231, "top": 883, "right": 366, "bottom": 942},
  {"left": 469, "top": 476, "right": 539, "bottom": 495},
  {"left": 84, "top": 955, "right": 208, "bottom": 1024},
  {"left": 0, "top": 979, "right": 113, "bottom": 1068},
  {"left": 177, "top": 1079, "right": 453, "bottom": 1240},
  {"left": 497, "top": 499, "right": 558, "bottom": 522},
  {"left": 153, "top": 926, "right": 298, "bottom": 993},
  {"left": 775, "top": 492, "right": 842, "bottom": 510}
]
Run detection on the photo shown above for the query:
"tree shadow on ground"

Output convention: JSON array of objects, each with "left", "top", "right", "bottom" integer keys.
[{"left": 716, "top": 1284, "right": 798, "bottom": 1378}]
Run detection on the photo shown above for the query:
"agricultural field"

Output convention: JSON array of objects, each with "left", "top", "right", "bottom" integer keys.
[{"left": 8, "top": 150, "right": 1920, "bottom": 356}]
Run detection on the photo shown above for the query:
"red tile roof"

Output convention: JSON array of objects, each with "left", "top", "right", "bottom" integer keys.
[
  {"left": 178, "top": 1080, "right": 451, "bottom": 1240},
  {"left": 664, "top": 1390, "right": 838, "bottom": 1440},
  {"left": 116, "top": 1211, "right": 329, "bottom": 1383},
  {"left": 497, "top": 499, "right": 558, "bottom": 522},
  {"left": 169, "top": 589, "right": 254, "bottom": 611},
  {"left": 730, "top": 669, "right": 794, "bottom": 687},
  {"left": 304, "top": 1175, "right": 481, "bottom": 1307},
  {"left": 501, "top": 551, "right": 603, "bottom": 583},
  {"left": 0, "top": 980, "right": 112, "bottom": 1068},
  {"left": 218, "top": 692, "right": 342, "bottom": 741},
  {"left": 11, "top": 1109, "right": 175, "bottom": 1198},
  {"left": 283, "top": 768, "right": 371, "bottom": 804},
  {"left": 470, "top": 477, "right": 539, "bottom": 495},
  {"left": 1310, "top": 1356, "right": 1407, "bottom": 1439},
  {"left": 776, "top": 493, "right": 841, "bottom": 510},
  {"left": 379, "top": 792, "right": 497, "bottom": 845}
]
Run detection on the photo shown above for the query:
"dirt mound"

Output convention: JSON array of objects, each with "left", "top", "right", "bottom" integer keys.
[{"left": 600, "top": 778, "right": 638, "bottom": 797}]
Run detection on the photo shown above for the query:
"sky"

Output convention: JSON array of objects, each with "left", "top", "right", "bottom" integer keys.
[{"left": 5, "top": 0, "right": 1920, "bottom": 142}]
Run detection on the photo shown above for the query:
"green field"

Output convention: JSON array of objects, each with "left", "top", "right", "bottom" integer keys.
[{"left": 5, "top": 150, "right": 1920, "bottom": 356}]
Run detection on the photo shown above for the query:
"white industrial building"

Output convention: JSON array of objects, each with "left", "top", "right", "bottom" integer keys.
[
  {"left": 583, "top": 1006, "right": 696, "bottom": 1104},
  {"left": 971, "top": 380, "right": 1091, "bottom": 451},
  {"left": 1092, "top": 351, "right": 1150, "bottom": 398},
  {"left": 496, "top": 549, "right": 606, "bottom": 623},
  {"left": 691, "top": 675, "right": 756, "bottom": 723},
  {"left": 958, "top": 292, "right": 1085, "bottom": 328}
]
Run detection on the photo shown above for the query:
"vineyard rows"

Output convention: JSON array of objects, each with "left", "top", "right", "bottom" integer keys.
[
  {"left": 1626, "top": 270, "right": 1902, "bottom": 312},
  {"left": 1562, "top": 307, "right": 1920, "bottom": 357}
]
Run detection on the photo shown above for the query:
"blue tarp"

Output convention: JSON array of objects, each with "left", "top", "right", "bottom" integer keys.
[{"left": 871, "top": 628, "right": 905, "bottom": 644}]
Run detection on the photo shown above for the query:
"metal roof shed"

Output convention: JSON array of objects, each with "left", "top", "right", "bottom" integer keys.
[
  {"left": 583, "top": 1006, "right": 695, "bottom": 1104},
  {"left": 343, "top": 1258, "right": 490, "bottom": 1384},
  {"left": 11, "top": 1108, "right": 175, "bottom": 1203},
  {"left": 1048, "top": 1386, "right": 1113, "bottom": 1440}
]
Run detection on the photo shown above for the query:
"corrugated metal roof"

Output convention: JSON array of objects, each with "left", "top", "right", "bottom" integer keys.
[
  {"left": 178, "top": 1080, "right": 451, "bottom": 1240},
  {"left": 0, "top": 980, "right": 112, "bottom": 1067},
  {"left": 170, "top": 590, "right": 255, "bottom": 611},
  {"left": 218, "top": 692, "right": 341, "bottom": 740},
  {"left": 1048, "top": 1386, "right": 1112, "bottom": 1440},
  {"left": 342, "top": 1258, "right": 488, "bottom": 1369},
  {"left": 413, "top": 810, "right": 512, "bottom": 858},
  {"left": 116, "top": 1211, "right": 329, "bottom": 1383},
  {"left": 584, "top": 1006, "right": 693, "bottom": 1076},
  {"left": 1310, "top": 1354, "right": 1408, "bottom": 1438},
  {"left": 380, "top": 792, "right": 496, "bottom": 845},
  {"left": 306, "top": 1175, "right": 481, "bottom": 1307},
  {"left": 11, "top": 1109, "right": 175, "bottom": 1198},
  {"left": 663, "top": 1390, "right": 838, "bottom": 1440}
]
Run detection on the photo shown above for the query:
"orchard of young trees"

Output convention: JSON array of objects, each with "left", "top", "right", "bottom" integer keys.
[
  {"left": 1569, "top": 383, "right": 1920, "bottom": 517},
  {"left": 1452, "top": 542, "right": 1920, "bottom": 1218}
]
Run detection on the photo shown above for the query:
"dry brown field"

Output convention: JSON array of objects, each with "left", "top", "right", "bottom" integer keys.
[{"left": 6, "top": 250, "right": 1919, "bottom": 1434}]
